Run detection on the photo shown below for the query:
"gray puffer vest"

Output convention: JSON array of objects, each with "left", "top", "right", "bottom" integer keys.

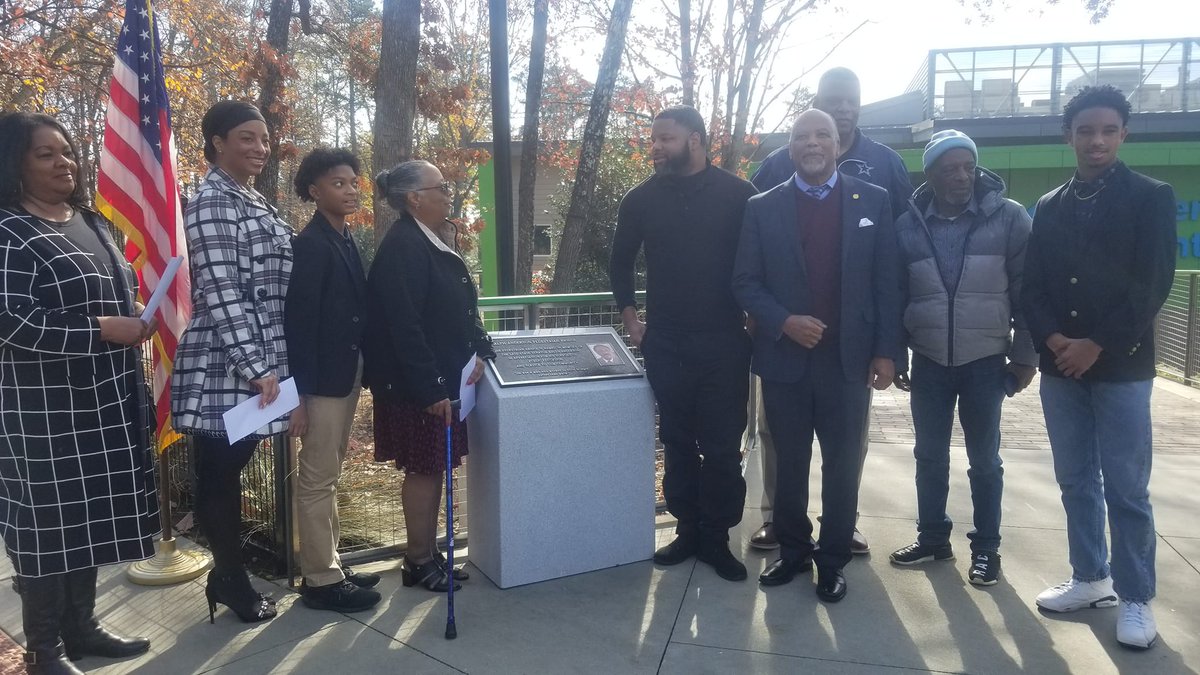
[{"left": 896, "top": 168, "right": 1037, "bottom": 369}]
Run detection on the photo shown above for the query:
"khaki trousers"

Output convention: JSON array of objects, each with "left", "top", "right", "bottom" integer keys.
[{"left": 297, "top": 360, "right": 362, "bottom": 587}]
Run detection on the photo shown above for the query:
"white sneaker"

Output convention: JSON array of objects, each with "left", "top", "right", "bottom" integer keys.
[
  {"left": 1116, "top": 600, "right": 1158, "bottom": 649},
  {"left": 1035, "top": 577, "right": 1118, "bottom": 612}
]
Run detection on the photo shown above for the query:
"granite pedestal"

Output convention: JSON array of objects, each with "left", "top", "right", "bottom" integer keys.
[{"left": 466, "top": 329, "right": 657, "bottom": 588}]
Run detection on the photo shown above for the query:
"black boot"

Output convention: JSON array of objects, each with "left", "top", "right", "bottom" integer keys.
[
  {"left": 205, "top": 570, "right": 277, "bottom": 624},
  {"left": 17, "top": 574, "right": 84, "bottom": 675},
  {"left": 60, "top": 567, "right": 150, "bottom": 661}
]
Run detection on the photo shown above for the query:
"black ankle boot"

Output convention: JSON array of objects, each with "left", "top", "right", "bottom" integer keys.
[
  {"left": 205, "top": 570, "right": 277, "bottom": 624},
  {"left": 18, "top": 574, "right": 84, "bottom": 675},
  {"left": 60, "top": 567, "right": 150, "bottom": 661}
]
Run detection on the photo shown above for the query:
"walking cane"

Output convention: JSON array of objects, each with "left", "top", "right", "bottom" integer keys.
[{"left": 445, "top": 400, "right": 461, "bottom": 640}]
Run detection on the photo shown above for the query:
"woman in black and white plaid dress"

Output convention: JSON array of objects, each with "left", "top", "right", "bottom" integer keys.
[
  {"left": 0, "top": 113, "right": 158, "bottom": 673},
  {"left": 170, "top": 101, "right": 293, "bottom": 624}
]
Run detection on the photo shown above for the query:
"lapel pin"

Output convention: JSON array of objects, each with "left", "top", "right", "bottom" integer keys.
[{"left": 852, "top": 193, "right": 860, "bottom": 200}]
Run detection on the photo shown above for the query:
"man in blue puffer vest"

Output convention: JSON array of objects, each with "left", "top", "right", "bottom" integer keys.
[{"left": 888, "top": 129, "right": 1037, "bottom": 588}]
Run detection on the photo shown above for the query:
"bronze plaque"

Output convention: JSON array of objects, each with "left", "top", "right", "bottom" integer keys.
[{"left": 487, "top": 330, "right": 643, "bottom": 387}]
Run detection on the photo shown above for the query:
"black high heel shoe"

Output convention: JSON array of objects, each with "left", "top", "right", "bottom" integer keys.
[
  {"left": 401, "top": 557, "right": 461, "bottom": 592},
  {"left": 432, "top": 549, "right": 470, "bottom": 581},
  {"left": 205, "top": 571, "right": 277, "bottom": 624}
]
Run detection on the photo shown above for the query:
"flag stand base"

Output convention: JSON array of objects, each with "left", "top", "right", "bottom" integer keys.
[{"left": 127, "top": 538, "right": 211, "bottom": 586}]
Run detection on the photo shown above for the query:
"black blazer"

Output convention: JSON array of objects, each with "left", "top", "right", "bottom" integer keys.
[
  {"left": 363, "top": 215, "right": 494, "bottom": 407},
  {"left": 284, "top": 211, "right": 368, "bottom": 397},
  {"left": 1022, "top": 162, "right": 1177, "bottom": 381},
  {"left": 732, "top": 173, "right": 904, "bottom": 384}
]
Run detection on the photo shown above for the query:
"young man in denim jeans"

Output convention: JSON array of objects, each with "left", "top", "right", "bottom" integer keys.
[
  {"left": 888, "top": 129, "right": 1037, "bottom": 586},
  {"left": 1022, "top": 85, "right": 1177, "bottom": 650}
]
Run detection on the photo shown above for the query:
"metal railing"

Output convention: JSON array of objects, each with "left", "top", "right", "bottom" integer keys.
[
  {"left": 912, "top": 38, "right": 1200, "bottom": 120},
  {"left": 1155, "top": 271, "right": 1200, "bottom": 385}
]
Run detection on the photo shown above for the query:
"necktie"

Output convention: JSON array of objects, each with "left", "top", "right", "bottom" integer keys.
[{"left": 806, "top": 185, "right": 828, "bottom": 199}]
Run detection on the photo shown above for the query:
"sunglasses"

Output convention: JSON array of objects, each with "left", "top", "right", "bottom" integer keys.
[{"left": 416, "top": 180, "right": 453, "bottom": 196}]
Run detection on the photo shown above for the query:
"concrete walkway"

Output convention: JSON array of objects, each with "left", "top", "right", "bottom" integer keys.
[{"left": 2, "top": 378, "right": 1199, "bottom": 674}]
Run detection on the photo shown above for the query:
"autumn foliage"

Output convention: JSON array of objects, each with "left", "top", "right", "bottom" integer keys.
[{"left": 3, "top": 0, "right": 832, "bottom": 291}]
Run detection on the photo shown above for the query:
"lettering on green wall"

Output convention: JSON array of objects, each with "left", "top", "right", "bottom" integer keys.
[{"left": 1179, "top": 200, "right": 1200, "bottom": 222}]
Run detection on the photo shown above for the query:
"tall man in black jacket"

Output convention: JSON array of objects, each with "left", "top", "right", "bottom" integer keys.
[
  {"left": 285, "top": 149, "right": 381, "bottom": 613},
  {"left": 609, "top": 106, "right": 757, "bottom": 581},
  {"left": 1023, "top": 86, "right": 1176, "bottom": 650}
]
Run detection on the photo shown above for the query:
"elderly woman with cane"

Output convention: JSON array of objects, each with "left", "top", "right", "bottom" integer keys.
[
  {"left": 363, "top": 160, "right": 493, "bottom": 594},
  {"left": 0, "top": 112, "right": 158, "bottom": 674}
]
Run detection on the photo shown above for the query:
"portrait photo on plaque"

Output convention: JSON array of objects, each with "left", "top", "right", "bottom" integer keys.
[{"left": 588, "top": 342, "right": 622, "bottom": 366}]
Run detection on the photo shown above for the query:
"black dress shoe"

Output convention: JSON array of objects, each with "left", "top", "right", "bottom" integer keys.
[
  {"left": 696, "top": 541, "right": 747, "bottom": 581},
  {"left": 301, "top": 579, "right": 381, "bottom": 612},
  {"left": 850, "top": 528, "right": 870, "bottom": 554},
  {"left": 749, "top": 523, "right": 779, "bottom": 550},
  {"left": 653, "top": 535, "right": 698, "bottom": 566},
  {"left": 816, "top": 567, "right": 847, "bottom": 603},
  {"left": 341, "top": 566, "right": 381, "bottom": 588},
  {"left": 758, "top": 557, "right": 813, "bottom": 586}
]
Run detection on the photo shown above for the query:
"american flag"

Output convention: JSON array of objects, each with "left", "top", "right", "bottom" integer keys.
[{"left": 96, "top": 0, "right": 191, "bottom": 452}]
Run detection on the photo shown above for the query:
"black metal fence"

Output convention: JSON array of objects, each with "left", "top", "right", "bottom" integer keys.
[
  {"left": 1155, "top": 271, "right": 1200, "bottom": 385},
  {"left": 160, "top": 434, "right": 291, "bottom": 576}
]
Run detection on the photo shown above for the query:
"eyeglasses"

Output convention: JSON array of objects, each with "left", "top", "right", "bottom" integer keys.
[{"left": 416, "top": 180, "right": 453, "bottom": 196}]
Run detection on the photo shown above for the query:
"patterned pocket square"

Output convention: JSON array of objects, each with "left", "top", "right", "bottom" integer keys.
[{"left": 858, "top": 218, "right": 874, "bottom": 228}]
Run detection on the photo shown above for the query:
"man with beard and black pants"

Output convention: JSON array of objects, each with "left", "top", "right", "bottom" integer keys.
[
  {"left": 746, "top": 67, "right": 914, "bottom": 554},
  {"left": 733, "top": 109, "right": 902, "bottom": 601},
  {"left": 609, "top": 106, "right": 756, "bottom": 581}
]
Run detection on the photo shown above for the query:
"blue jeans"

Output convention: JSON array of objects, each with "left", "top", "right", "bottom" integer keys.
[
  {"left": 911, "top": 353, "right": 1006, "bottom": 553},
  {"left": 1040, "top": 376, "right": 1156, "bottom": 602}
]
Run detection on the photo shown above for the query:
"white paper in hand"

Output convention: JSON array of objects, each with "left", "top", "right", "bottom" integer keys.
[
  {"left": 140, "top": 256, "right": 184, "bottom": 322},
  {"left": 459, "top": 353, "right": 477, "bottom": 422},
  {"left": 222, "top": 377, "right": 300, "bottom": 444}
]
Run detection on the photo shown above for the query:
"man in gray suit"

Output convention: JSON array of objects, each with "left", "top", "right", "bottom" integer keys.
[{"left": 733, "top": 109, "right": 903, "bottom": 602}]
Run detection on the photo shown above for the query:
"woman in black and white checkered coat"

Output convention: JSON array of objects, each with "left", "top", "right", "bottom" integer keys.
[
  {"left": 0, "top": 113, "right": 158, "bottom": 673},
  {"left": 170, "top": 102, "right": 293, "bottom": 625}
]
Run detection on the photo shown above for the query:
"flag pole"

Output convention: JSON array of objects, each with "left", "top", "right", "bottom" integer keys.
[
  {"left": 104, "top": 0, "right": 209, "bottom": 585},
  {"left": 128, "top": 438, "right": 211, "bottom": 585}
]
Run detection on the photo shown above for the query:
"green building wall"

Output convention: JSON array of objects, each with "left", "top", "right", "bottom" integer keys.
[{"left": 899, "top": 141, "right": 1200, "bottom": 271}]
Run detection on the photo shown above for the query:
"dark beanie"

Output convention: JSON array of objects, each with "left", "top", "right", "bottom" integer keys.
[{"left": 202, "top": 100, "right": 266, "bottom": 163}]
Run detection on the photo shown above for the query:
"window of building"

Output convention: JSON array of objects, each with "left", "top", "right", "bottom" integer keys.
[{"left": 534, "top": 225, "right": 553, "bottom": 256}]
